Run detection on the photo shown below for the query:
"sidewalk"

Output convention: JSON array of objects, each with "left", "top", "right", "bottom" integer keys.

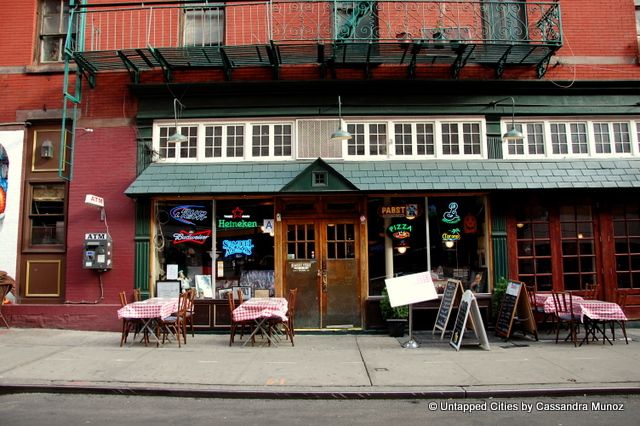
[{"left": 1, "top": 326, "right": 639, "bottom": 399}]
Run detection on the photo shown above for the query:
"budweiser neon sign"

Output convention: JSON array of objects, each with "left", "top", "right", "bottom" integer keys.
[{"left": 172, "top": 230, "right": 212, "bottom": 245}]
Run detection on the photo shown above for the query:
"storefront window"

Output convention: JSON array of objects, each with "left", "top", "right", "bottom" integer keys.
[
  {"left": 155, "top": 201, "right": 214, "bottom": 297},
  {"left": 155, "top": 199, "right": 275, "bottom": 299},
  {"left": 427, "top": 197, "right": 488, "bottom": 293},
  {"left": 367, "top": 196, "right": 488, "bottom": 296},
  {"left": 214, "top": 200, "right": 275, "bottom": 299}
]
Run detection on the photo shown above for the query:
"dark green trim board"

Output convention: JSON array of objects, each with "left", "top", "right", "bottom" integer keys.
[
  {"left": 131, "top": 80, "right": 640, "bottom": 120},
  {"left": 134, "top": 202, "right": 151, "bottom": 298},
  {"left": 490, "top": 204, "right": 509, "bottom": 291}
]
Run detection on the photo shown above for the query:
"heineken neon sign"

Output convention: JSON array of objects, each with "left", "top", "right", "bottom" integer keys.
[
  {"left": 218, "top": 219, "right": 258, "bottom": 229},
  {"left": 218, "top": 206, "right": 258, "bottom": 229}
]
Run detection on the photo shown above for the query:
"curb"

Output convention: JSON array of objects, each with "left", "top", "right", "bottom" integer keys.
[{"left": 1, "top": 384, "right": 640, "bottom": 399}]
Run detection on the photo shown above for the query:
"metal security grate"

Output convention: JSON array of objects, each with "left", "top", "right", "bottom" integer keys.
[{"left": 297, "top": 120, "right": 343, "bottom": 159}]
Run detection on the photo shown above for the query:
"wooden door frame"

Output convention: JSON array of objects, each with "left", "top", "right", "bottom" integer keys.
[{"left": 274, "top": 195, "right": 368, "bottom": 328}]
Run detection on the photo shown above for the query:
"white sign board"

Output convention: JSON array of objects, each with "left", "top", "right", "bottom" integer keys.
[
  {"left": 384, "top": 271, "right": 438, "bottom": 307},
  {"left": 84, "top": 194, "right": 104, "bottom": 208},
  {"left": 156, "top": 280, "right": 181, "bottom": 298},
  {"left": 449, "top": 290, "right": 491, "bottom": 351}
]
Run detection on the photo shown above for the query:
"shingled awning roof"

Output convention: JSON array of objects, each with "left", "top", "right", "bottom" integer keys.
[{"left": 125, "top": 159, "right": 640, "bottom": 196}]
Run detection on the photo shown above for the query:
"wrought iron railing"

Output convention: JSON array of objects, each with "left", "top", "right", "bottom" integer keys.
[{"left": 65, "top": 1, "right": 562, "bottom": 53}]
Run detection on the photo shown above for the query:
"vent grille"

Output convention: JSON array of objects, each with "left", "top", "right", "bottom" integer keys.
[{"left": 297, "top": 119, "right": 343, "bottom": 159}]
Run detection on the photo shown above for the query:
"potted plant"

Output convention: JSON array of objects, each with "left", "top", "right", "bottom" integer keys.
[{"left": 379, "top": 288, "right": 409, "bottom": 337}]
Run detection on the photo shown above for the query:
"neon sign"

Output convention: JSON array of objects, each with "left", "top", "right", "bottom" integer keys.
[
  {"left": 172, "top": 229, "right": 212, "bottom": 245},
  {"left": 218, "top": 219, "right": 258, "bottom": 229},
  {"left": 170, "top": 205, "right": 208, "bottom": 225},
  {"left": 442, "top": 228, "right": 461, "bottom": 242},
  {"left": 378, "top": 204, "right": 419, "bottom": 219},
  {"left": 222, "top": 239, "right": 255, "bottom": 257},
  {"left": 218, "top": 206, "right": 258, "bottom": 229},
  {"left": 442, "top": 202, "right": 461, "bottom": 224},
  {"left": 387, "top": 223, "right": 413, "bottom": 240}
]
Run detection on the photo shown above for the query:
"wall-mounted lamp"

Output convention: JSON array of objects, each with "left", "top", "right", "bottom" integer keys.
[
  {"left": 330, "top": 96, "right": 352, "bottom": 141},
  {"left": 40, "top": 139, "right": 54, "bottom": 159},
  {"left": 396, "top": 239, "right": 409, "bottom": 254},
  {"left": 491, "top": 96, "right": 524, "bottom": 143},
  {"left": 168, "top": 98, "right": 188, "bottom": 144},
  {"left": 444, "top": 240, "right": 455, "bottom": 249}
]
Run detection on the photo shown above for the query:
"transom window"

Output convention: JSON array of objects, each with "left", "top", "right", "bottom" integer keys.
[{"left": 505, "top": 120, "right": 640, "bottom": 158}]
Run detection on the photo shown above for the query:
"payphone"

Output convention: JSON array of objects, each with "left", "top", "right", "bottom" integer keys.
[{"left": 83, "top": 233, "right": 112, "bottom": 270}]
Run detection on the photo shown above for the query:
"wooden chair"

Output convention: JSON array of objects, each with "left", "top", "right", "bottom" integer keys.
[
  {"left": 612, "top": 289, "right": 629, "bottom": 344},
  {"left": 584, "top": 282, "right": 599, "bottom": 300},
  {"left": 551, "top": 291, "right": 580, "bottom": 347},
  {"left": 118, "top": 291, "right": 139, "bottom": 347},
  {"left": 279, "top": 288, "right": 298, "bottom": 346},
  {"left": 184, "top": 288, "right": 196, "bottom": 338},
  {"left": 157, "top": 292, "right": 188, "bottom": 347},
  {"left": 526, "top": 284, "right": 551, "bottom": 330},
  {"left": 227, "top": 291, "right": 254, "bottom": 346},
  {"left": 0, "top": 283, "right": 13, "bottom": 328},
  {"left": 132, "top": 288, "right": 141, "bottom": 302},
  {"left": 236, "top": 287, "right": 244, "bottom": 305}
]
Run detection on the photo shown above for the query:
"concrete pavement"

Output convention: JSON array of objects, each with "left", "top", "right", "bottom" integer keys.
[{"left": 0, "top": 326, "right": 639, "bottom": 399}]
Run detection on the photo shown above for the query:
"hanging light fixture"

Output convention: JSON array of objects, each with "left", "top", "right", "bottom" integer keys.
[
  {"left": 168, "top": 98, "right": 188, "bottom": 144},
  {"left": 492, "top": 96, "right": 524, "bottom": 143},
  {"left": 330, "top": 96, "right": 352, "bottom": 141},
  {"left": 40, "top": 139, "right": 54, "bottom": 159}
]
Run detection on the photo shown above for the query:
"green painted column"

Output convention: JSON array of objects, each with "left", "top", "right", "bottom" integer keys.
[
  {"left": 490, "top": 201, "right": 509, "bottom": 292},
  {"left": 134, "top": 200, "right": 151, "bottom": 299}
]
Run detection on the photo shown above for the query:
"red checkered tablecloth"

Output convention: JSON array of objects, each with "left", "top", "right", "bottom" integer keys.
[
  {"left": 540, "top": 294, "right": 584, "bottom": 314},
  {"left": 232, "top": 297, "right": 288, "bottom": 322},
  {"left": 117, "top": 297, "right": 178, "bottom": 320},
  {"left": 577, "top": 300, "right": 627, "bottom": 322}
]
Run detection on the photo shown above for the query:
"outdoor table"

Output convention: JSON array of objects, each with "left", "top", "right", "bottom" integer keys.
[
  {"left": 540, "top": 293, "right": 584, "bottom": 314},
  {"left": 117, "top": 297, "right": 179, "bottom": 346},
  {"left": 576, "top": 300, "right": 628, "bottom": 345},
  {"left": 232, "top": 297, "right": 288, "bottom": 346}
]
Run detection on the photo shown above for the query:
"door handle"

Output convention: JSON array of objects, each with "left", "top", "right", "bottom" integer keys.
[{"left": 321, "top": 270, "right": 327, "bottom": 292}]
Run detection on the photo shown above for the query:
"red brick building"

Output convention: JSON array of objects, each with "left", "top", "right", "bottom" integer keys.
[{"left": 2, "top": 1, "right": 640, "bottom": 330}]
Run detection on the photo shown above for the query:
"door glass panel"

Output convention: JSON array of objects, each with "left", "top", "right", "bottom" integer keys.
[
  {"left": 285, "top": 223, "right": 319, "bottom": 328},
  {"left": 325, "top": 222, "right": 359, "bottom": 327}
]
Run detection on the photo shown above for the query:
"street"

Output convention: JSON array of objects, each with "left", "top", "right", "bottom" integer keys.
[{"left": 0, "top": 393, "right": 638, "bottom": 425}]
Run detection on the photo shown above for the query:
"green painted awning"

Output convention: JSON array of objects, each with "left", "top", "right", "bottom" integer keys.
[{"left": 124, "top": 159, "right": 640, "bottom": 196}]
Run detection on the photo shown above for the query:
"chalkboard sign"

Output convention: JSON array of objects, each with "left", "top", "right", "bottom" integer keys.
[
  {"left": 495, "top": 280, "right": 537, "bottom": 340},
  {"left": 433, "top": 279, "right": 463, "bottom": 339},
  {"left": 450, "top": 298, "right": 469, "bottom": 350},
  {"left": 449, "top": 290, "right": 491, "bottom": 351}
]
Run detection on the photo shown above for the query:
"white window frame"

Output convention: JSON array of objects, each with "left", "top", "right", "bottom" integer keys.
[
  {"left": 154, "top": 120, "right": 295, "bottom": 162},
  {"left": 503, "top": 118, "right": 640, "bottom": 159},
  {"left": 343, "top": 118, "right": 485, "bottom": 160}
]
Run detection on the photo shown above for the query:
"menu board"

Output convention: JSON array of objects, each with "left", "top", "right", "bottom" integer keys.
[
  {"left": 449, "top": 290, "right": 491, "bottom": 351},
  {"left": 156, "top": 280, "right": 180, "bottom": 298},
  {"left": 433, "top": 279, "right": 463, "bottom": 339},
  {"left": 495, "top": 280, "right": 537, "bottom": 340}
]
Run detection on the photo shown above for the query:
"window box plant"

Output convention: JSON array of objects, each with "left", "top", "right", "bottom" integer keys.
[{"left": 379, "top": 288, "right": 409, "bottom": 337}]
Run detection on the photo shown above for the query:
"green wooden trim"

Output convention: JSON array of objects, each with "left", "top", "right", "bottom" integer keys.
[
  {"left": 490, "top": 205, "right": 508, "bottom": 293},
  {"left": 134, "top": 202, "right": 151, "bottom": 298}
]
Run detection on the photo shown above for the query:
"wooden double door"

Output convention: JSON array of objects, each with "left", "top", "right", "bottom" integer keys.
[{"left": 283, "top": 218, "right": 362, "bottom": 329}]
